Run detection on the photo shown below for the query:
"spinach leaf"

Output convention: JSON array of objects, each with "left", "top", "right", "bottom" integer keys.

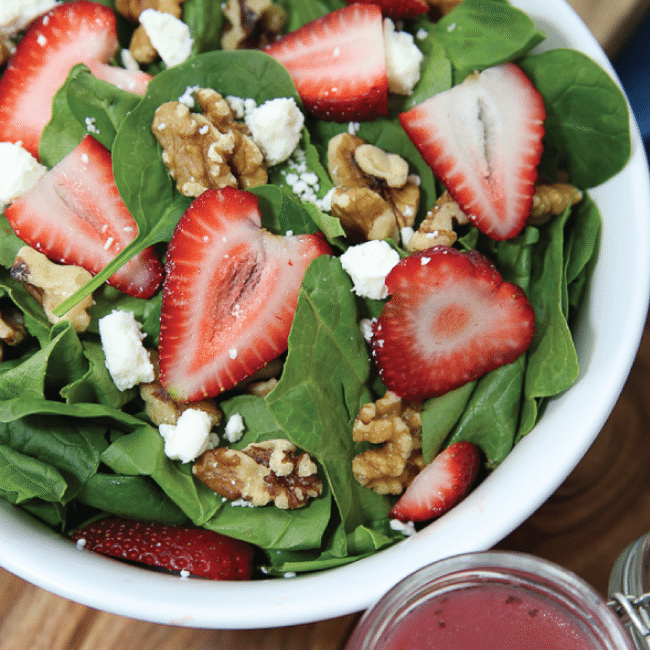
[
  {"left": 404, "top": 33, "right": 453, "bottom": 110},
  {"left": 66, "top": 65, "right": 142, "bottom": 151},
  {"left": 520, "top": 49, "right": 631, "bottom": 188},
  {"left": 267, "top": 256, "right": 393, "bottom": 534},
  {"left": 431, "top": 0, "right": 545, "bottom": 81},
  {"left": 276, "top": 0, "right": 346, "bottom": 32},
  {"left": 183, "top": 0, "right": 224, "bottom": 54},
  {"left": 77, "top": 473, "right": 190, "bottom": 524},
  {"left": 55, "top": 50, "right": 301, "bottom": 317}
]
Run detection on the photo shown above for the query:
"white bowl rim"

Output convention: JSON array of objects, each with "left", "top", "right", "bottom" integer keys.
[{"left": 1, "top": 0, "right": 649, "bottom": 630}]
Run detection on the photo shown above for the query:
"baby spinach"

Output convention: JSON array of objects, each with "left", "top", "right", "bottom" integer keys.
[
  {"left": 520, "top": 49, "right": 631, "bottom": 188},
  {"left": 431, "top": 0, "right": 545, "bottom": 82}
]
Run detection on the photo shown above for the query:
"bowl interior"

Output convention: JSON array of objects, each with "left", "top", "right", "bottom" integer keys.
[{"left": 1, "top": 0, "right": 649, "bottom": 630}]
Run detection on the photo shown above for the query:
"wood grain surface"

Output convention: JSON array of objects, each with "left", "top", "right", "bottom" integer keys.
[{"left": 1, "top": 1, "right": 649, "bottom": 648}]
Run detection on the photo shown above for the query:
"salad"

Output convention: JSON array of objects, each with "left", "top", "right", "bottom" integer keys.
[{"left": 0, "top": 0, "right": 631, "bottom": 580}]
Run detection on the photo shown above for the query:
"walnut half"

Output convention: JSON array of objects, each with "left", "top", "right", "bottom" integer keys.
[
  {"left": 352, "top": 391, "right": 424, "bottom": 495},
  {"left": 10, "top": 246, "right": 93, "bottom": 332},
  {"left": 193, "top": 439, "right": 322, "bottom": 509},
  {"left": 152, "top": 88, "right": 267, "bottom": 197},
  {"left": 328, "top": 133, "right": 420, "bottom": 243}
]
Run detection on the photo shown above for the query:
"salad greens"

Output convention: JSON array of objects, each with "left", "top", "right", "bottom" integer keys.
[{"left": 0, "top": 0, "right": 630, "bottom": 576}]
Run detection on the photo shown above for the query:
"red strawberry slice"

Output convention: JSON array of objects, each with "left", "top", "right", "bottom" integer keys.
[
  {"left": 264, "top": 4, "right": 388, "bottom": 122},
  {"left": 343, "top": 0, "right": 429, "bottom": 19},
  {"left": 5, "top": 135, "right": 163, "bottom": 299},
  {"left": 159, "top": 186, "right": 331, "bottom": 401},
  {"left": 399, "top": 63, "right": 545, "bottom": 240},
  {"left": 0, "top": 1, "right": 151, "bottom": 158},
  {"left": 390, "top": 441, "right": 480, "bottom": 522},
  {"left": 71, "top": 518, "right": 255, "bottom": 580},
  {"left": 371, "top": 246, "right": 535, "bottom": 401}
]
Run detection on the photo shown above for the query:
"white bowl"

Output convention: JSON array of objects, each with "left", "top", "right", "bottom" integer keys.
[{"left": 1, "top": 0, "right": 649, "bottom": 630}]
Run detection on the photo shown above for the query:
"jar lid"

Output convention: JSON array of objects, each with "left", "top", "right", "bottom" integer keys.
[{"left": 609, "top": 532, "right": 650, "bottom": 648}]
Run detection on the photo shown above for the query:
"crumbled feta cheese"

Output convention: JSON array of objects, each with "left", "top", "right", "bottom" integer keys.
[
  {"left": 178, "top": 85, "right": 200, "bottom": 108},
  {"left": 0, "top": 0, "right": 57, "bottom": 53},
  {"left": 389, "top": 519, "right": 417, "bottom": 536},
  {"left": 98, "top": 310, "right": 154, "bottom": 390},
  {"left": 159, "top": 408, "right": 213, "bottom": 463},
  {"left": 85, "top": 116, "right": 100, "bottom": 134},
  {"left": 139, "top": 9, "right": 193, "bottom": 68},
  {"left": 224, "top": 413, "right": 245, "bottom": 443},
  {"left": 383, "top": 18, "right": 423, "bottom": 96},
  {"left": 401, "top": 226, "right": 414, "bottom": 247},
  {"left": 0, "top": 142, "right": 47, "bottom": 205},
  {"left": 360, "top": 317, "right": 376, "bottom": 343},
  {"left": 340, "top": 240, "right": 400, "bottom": 300},
  {"left": 245, "top": 97, "right": 304, "bottom": 166},
  {"left": 121, "top": 48, "right": 140, "bottom": 72}
]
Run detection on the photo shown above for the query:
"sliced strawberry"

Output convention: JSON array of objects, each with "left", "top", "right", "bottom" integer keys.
[
  {"left": 5, "top": 135, "right": 163, "bottom": 298},
  {"left": 390, "top": 441, "right": 480, "bottom": 522},
  {"left": 159, "top": 187, "right": 331, "bottom": 401},
  {"left": 399, "top": 63, "right": 545, "bottom": 240},
  {"left": 71, "top": 518, "right": 255, "bottom": 580},
  {"left": 371, "top": 246, "right": 535, "bottom": 401},
  {"left": 264, "top": 4, "right": 388, "bottom": 122},
  {"left": 0, "top": 1, "right": 151, "bottom": 158},
  {"left": 343, "top": 0, "right": 429, "bottom": 19}
]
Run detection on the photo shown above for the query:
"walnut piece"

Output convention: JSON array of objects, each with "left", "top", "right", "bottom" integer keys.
[
  {"left": 193, "top": 439, "right": 322, "bottom": 509},
  {"left": 10, "top": 246, "right": 93, "bottom": 332},
  {"left": 116, "top": 0, "right": 187, "bottom": 64},
  {"left": 0, "top": 307, "right": 27, "bottom": 362},
  {"left": 140, "top": 349, "right": 222, "bottom": 427},
  {"left": 152, "top": 88, "right": 267, "bottom": 197},
  {"left": 529, "top": 182, "right": 583, "bottom": 225},
  {"left": 352, "top": 391, "right": 424, "bottom": 495},
  {"left": 221, "top": 0, "right": 287, "bottom": 50},
  {"left": 407, "top": 191, "right": 470, "bottom": 252},
  {"left": 327, "top": 133, "right": 420, "bottom": 242}
]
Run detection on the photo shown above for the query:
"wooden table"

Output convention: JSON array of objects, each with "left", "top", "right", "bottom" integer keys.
[{"left": 2, "top": 1, "right": 650, "bottom": 648}]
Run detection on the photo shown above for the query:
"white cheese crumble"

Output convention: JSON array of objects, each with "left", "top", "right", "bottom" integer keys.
[
  {"left": 245, "top": 97, "right": 304, "bottom": 166},
  {"left": 0, "top": 0, "right": 57, "bottom": 53},
  {"left": 383, "top": 18, "right": 423, "bottom": 96},
  {"left": 121, "top": 48, "right": 140, "bottom": 72},
  {"left": 360, "top": 317, "right": 376, "bottom": 343},
  {"left": 0, "top": 141, "right": 47, "bottom": 205},
  {"left": 159, "top": 408, "right": 213, "bottom": 464},
  {"left": 98, "top": 310, "right": 154, "bottom": 391},
  {"left": 223, "top": 413, "right": 245, "bottom": 443},
  {"left": 85, "top": 116, "right": 100, "bottom": 134},
  {"left": 340, "top": 240, "right": 400, "bottom": 300},
  {"left": 389, "top": 519, "right": 417, "bottom": 536},
  {"left": 139, "top": 9, "right": 193, "bottom": 68},
  {"left": 400, "top": 226, "right": 415, "bottom": 248}
]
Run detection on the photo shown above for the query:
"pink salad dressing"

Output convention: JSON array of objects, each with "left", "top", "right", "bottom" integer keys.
[{"left": 381, "top": 583, "right": 597, "bottom": 650}]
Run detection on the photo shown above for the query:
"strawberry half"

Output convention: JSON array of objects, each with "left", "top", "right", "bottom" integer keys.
[
  {"left": 343, "top": 0, "right": 429, "bottom": 19},
  {"left": 5, "top": 135, "right": 163, "bottom": 298},
  {"left": 390, "top": 441, "right": 481, "bottom": 522},
  {"left": 0, "top": 1, "right": 150, "bottom": 158},
  {"left": 399, "top": 63, "right": 545, "bottom": 240},
  {"left": 264, "top": 4, "right": 388, "bottom": 122},
  {"left": 159, "top": 187, "right": 331, "bottom": 401},
  {"left": 71, "top": 518, "right": 255, "bottom": 580},
  {"left": 371, "top": 246, "right": 535, "bottom": 401}
]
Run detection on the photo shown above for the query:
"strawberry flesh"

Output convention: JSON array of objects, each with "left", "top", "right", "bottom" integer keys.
[
  {"left": 71, "top": 518, "right": 255, "bottom": 580},
  {"left": 390, "top": 441, "right": 481, "bottom": 522},
  {"left": 342, "top": 0, "right": 429, "bottom": 19},
  {"left": 264, "top": 4, "right": 388, "bottom": 122},
  {"left": 5, "top": 135, "right": 163, "bottom": 299},
  {"left": 399, "top": 63, "right": 545, "bottom": 240},
  {"left": 0, "top": 1, "right": 150, "bottom": 158},
  {"left": 159, "top": 187, "right": 331, "bottom": 401},
  {"left": 371, "top": 246, "right": 535, "bottom": 401}
]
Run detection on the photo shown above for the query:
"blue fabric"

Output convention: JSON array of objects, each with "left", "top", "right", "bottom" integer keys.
[{"left": 613, "top": 11, "right": 650, "bottom": 158}]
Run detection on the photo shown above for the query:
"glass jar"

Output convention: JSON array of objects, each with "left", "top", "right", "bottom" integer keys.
[
  {"left": 346, "top": 551, "right": 636, "bottom": 650},
  {"left": 608, "top": 531, "right": 650, "bottom": 649}
]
